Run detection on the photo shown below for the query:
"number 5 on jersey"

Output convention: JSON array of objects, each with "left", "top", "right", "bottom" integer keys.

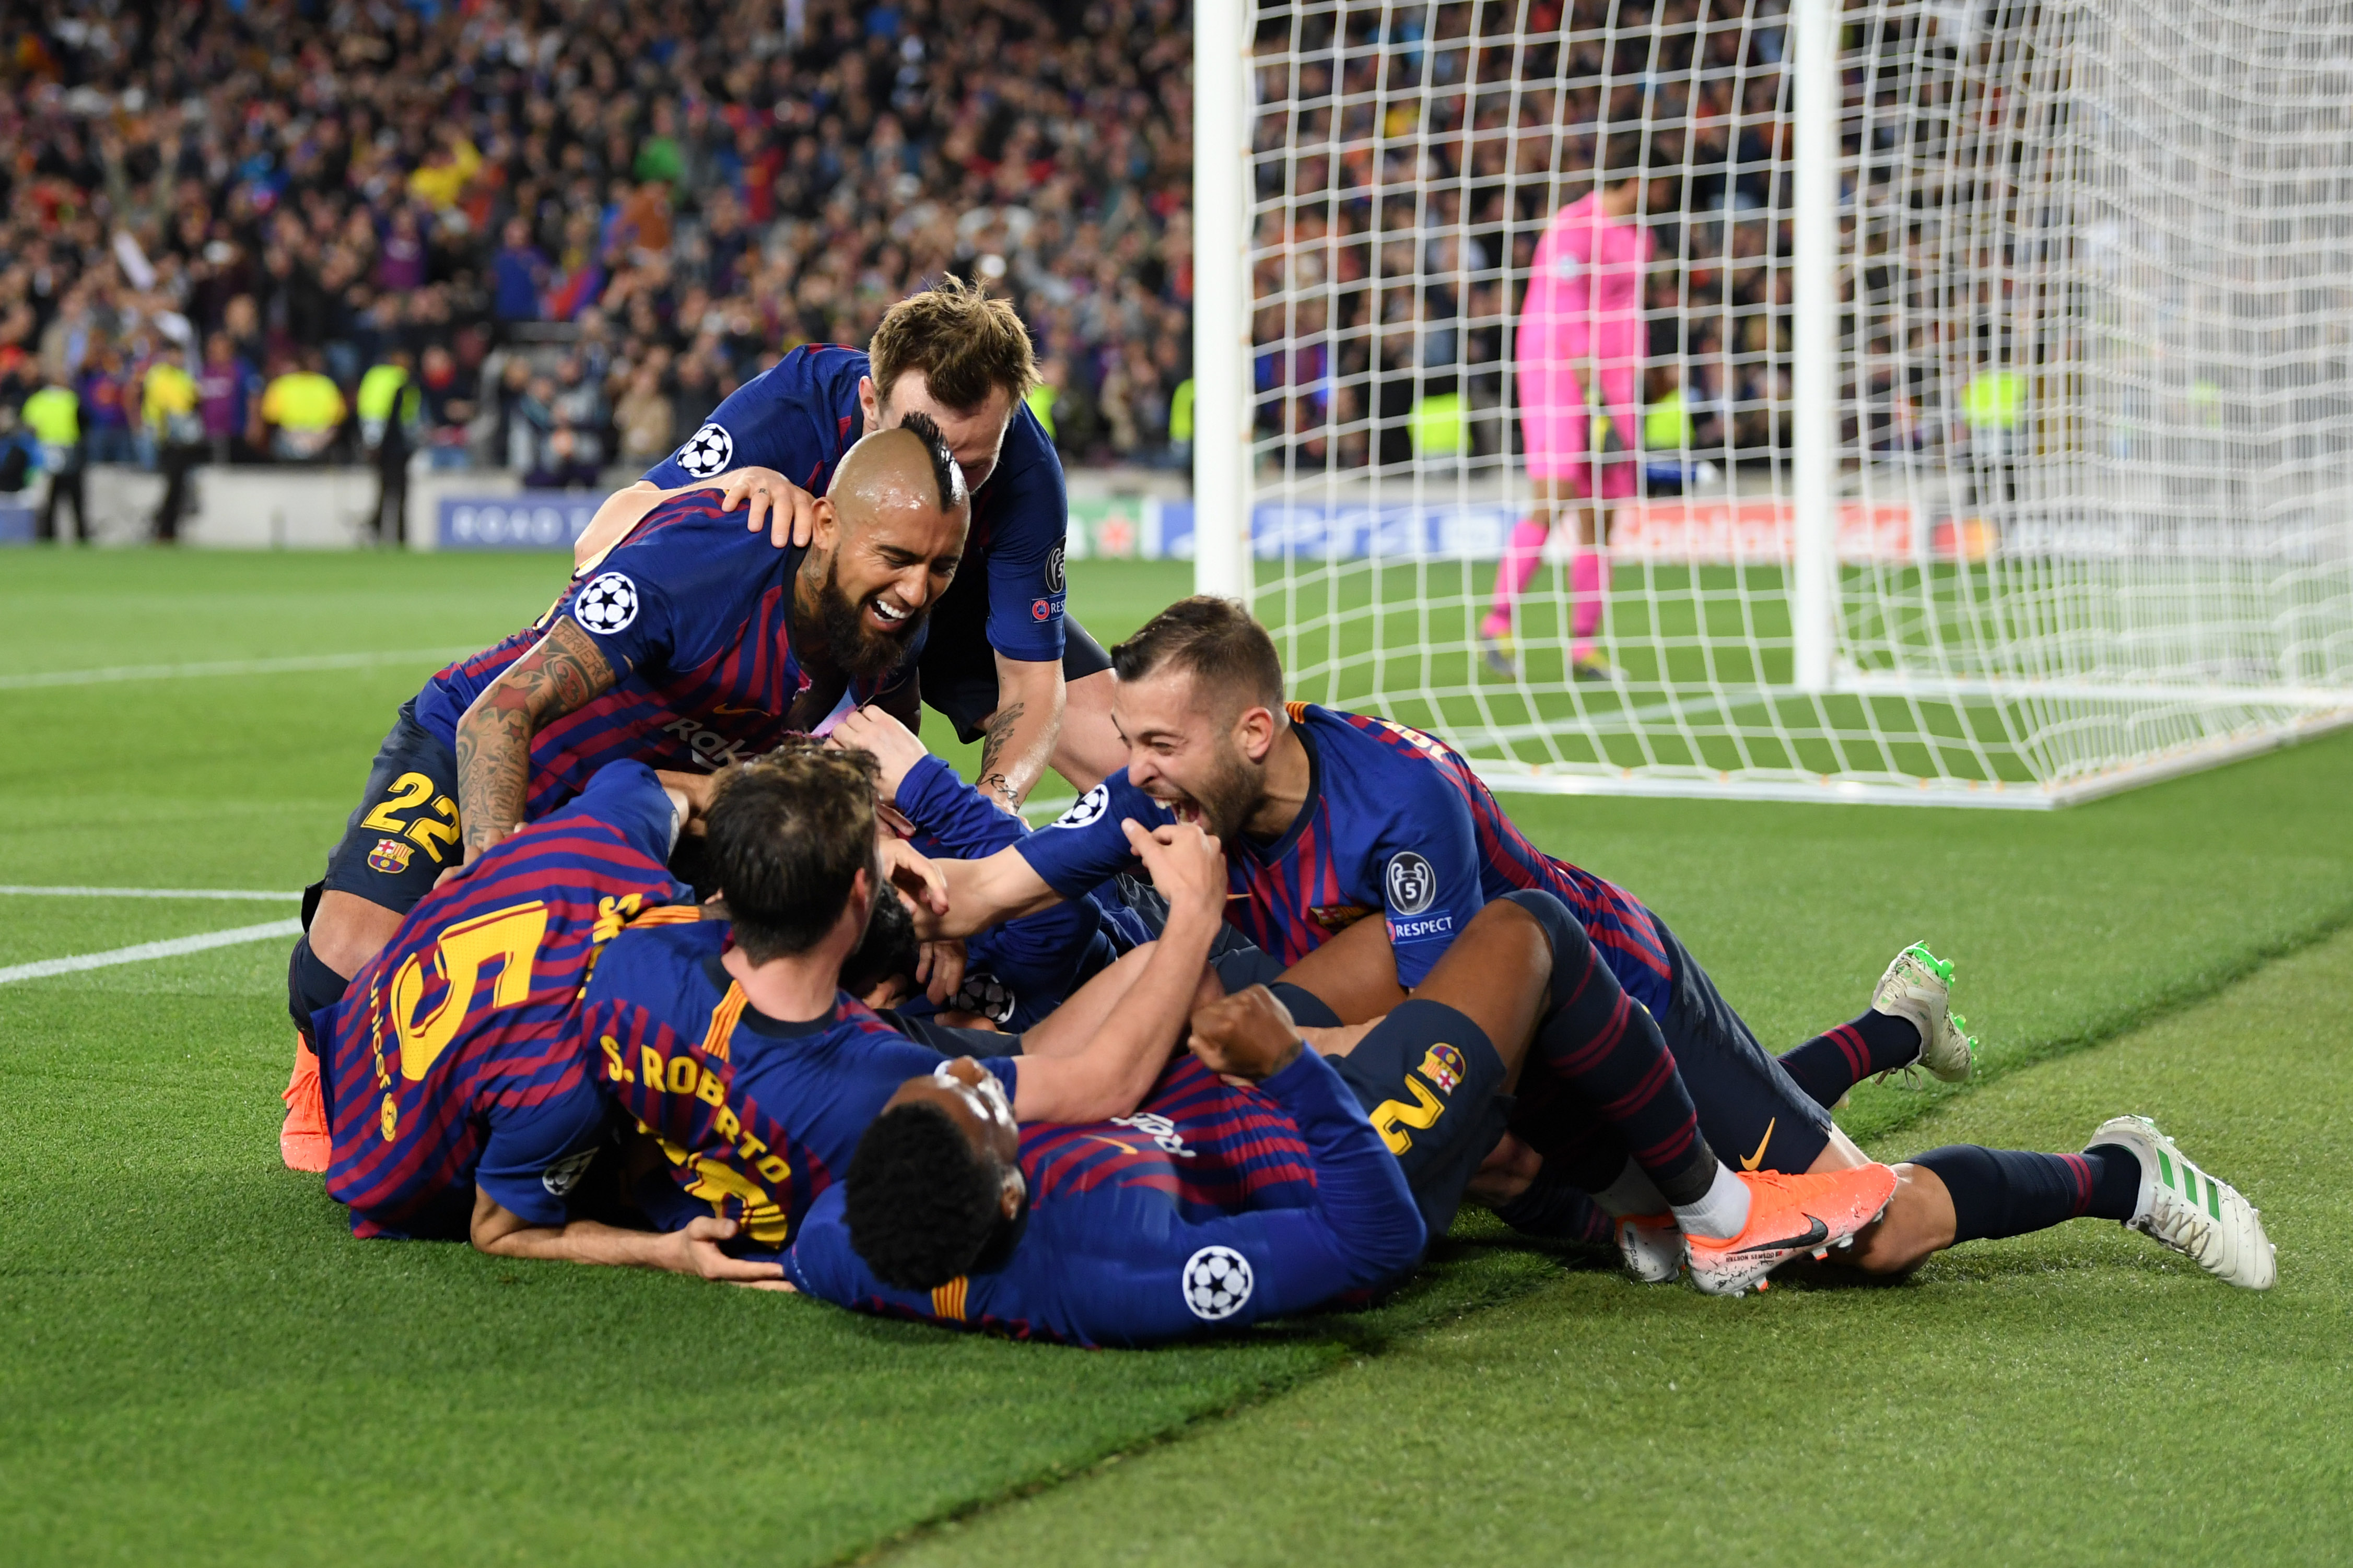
[{"left": 388, "top": 902, "right": 549, "bottom": 1080}]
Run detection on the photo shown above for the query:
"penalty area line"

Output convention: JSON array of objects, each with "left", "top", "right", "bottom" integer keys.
[
  {"left": 0, "top": 647, "right": 477, "bottom": 691},
  {"left": 0, "top": 919, "right": 303, "bottom": 985},
  {"left": 0, "top": 885, "right": 298, "bottom": 901}
]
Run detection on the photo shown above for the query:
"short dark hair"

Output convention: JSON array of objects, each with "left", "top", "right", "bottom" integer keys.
[
  {"left": 869, "top": 276, "right": 1039, "bottom": 410},
  {"left": 838, "top": 881, "right": 920, "bottom": 999},
  {"left": 890, "top": 408, "right": 965, "bottom": 515},
  {"left": 1111, "top": 595, "right": 1286, "bottom": 715},
  {"left": 1600, "top": 131, "right": 1650, "bottom": 183},
  {"left": 706, "top": 741, "right": 880, "bottom": 964},
  {"left": 842, "top": 1102, "right": 1003, "bottom": 1291}
]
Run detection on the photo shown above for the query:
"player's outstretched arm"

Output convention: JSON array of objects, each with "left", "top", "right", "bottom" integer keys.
[
  {"left": 452, "top": 616, "right": 617, "bottom": 861},
  {"left": 928, "top": 844, "right": 1064, "bottom": 939},
  {"left": 1010, "top": 820, "right": 1227, "bottom": 1124},
  {"left": 975, "top": 653, "right": 1064, "bottom": 813},
  {"left": 469, "top": 1191, "right": 788, "bottom": 1285},
  {"left": 571, "top": 466, "right": 805, "bottom": 572}
]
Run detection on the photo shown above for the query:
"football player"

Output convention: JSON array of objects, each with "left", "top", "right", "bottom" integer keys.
[
  {"left": 789, "top": 893, "right": 1901, "bottom": 1343},
  {"left": 280, "top": 418, "right": 969, "bottom": 1169},
  {"left": 582, "top": 742, "right": 1234, "bottom": 1260},
  {"left": 920, "top": 596, "right": 2277, "bottom": 1291},
  {"left": 575, "top": 278, "right": 1128, "bottom": 806},
  {"left": 311, "top": 757, "right": 776, "bottom": 1278}
]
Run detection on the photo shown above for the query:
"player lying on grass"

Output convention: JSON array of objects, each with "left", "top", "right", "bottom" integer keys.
[
  {"left": 309, "top": 756, "right": 788, "bottom": 1278},
  {"left": 583, "top": 742, "right": 1240, "bottom": 1259},
  {"left": 918, "top": 596, "right": 2275, "bottom": 1291},
  {"left": 789, "top": 893, "right": 1901, "bottom": 1341},
  {"left": 280, "top": 417, "right": 971, "bottom": 1170}
]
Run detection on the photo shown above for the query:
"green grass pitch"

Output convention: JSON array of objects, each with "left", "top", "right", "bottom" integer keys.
[{"left": 2, "top": 548, "right": 2348, "bottom": 1565}]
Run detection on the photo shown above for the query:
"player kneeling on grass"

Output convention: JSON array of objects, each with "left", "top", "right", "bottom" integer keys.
[
  {"left": 788, "top": 893, "right": 1903, "bottom": 1342},
  {"left": 581, "top": 742, "right": 1240, "bottom": 1262},
  {"left": 280, "top": 418, "right": 971, "bottom": 1171},
  {"left": 310, "top": 758, "right": 778, "bottom": 1280}
]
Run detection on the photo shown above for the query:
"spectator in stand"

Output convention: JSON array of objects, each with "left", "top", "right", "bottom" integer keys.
[
  {"left": 613, "top": 363, "right": 675, "bottom": 469},
  {"left": 196, "top": 333, "right": 263, "bottom": 464},
  {"left": 415, "top": 345, "right": 478, "bottom": 470},
  {"left": 262, "top": 352, "right": 347, "bottom": 464},
  {"left": 78, "top": 345, "right": 134, "bottom": 464},
  {"left": 491, "top": 219, "right": 549, "bottom": 331}
]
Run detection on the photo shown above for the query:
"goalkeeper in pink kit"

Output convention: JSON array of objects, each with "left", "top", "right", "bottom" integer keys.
[{"left": 1485, "top": 135, "right": 1657, "bottom": 680}]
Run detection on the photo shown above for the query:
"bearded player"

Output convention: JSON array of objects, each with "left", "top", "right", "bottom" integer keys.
[
  {"left": 279, "top": 419, "right": 969, "bottom": 1171},
  {"left": 1484, "top": 132, "right": 1660, "bottom": 682},
  {"left": 575, "top": 278, "right": 1128, "bottom": 805},
  {"left": 927, "top": 597, "right": 2276, "bottom": 1291}
]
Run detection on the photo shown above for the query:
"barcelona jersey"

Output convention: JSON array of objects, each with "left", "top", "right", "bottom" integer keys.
[
  {"left": 1014, "top": 703, "right": 1673, "bottom": 1014},
  {"left": 319, "top": 762, "right": 693, "bottom": 1240},
  {"left": 889, "top": 752, "right": 1106, "bottom": 1029},
  {"left": 583, "top": 919, "right": 1021, "bottom": 1253},
  {"left": 639, "top": 343, "right": 1071, "bottom": 662},
  {"left": 409, "top": 488, "right": 912, "bottom": 820},
  {"left": 788, "top": 1048, "right": 1424, "bottom": 1348}
]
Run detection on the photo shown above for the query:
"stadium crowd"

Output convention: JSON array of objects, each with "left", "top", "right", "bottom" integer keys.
[
  {"left": 1, "top": 0, "right": 1989, "bottom": 533},
  {"left": 0, "top": 0, "right": 1198, "bottom": 537}
]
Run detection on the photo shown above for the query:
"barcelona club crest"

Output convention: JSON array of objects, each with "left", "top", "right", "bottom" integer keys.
[
  {"left": 1417, "top": 1042, "right": 1466, "bottom": 1095},
  {"left": 367, "top": 837, "right": 414, "bottom": 875}
]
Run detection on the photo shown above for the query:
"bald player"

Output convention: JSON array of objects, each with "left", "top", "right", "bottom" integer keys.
[{"left": 278, "top": 416, "right": 971, "bottom": 1169}]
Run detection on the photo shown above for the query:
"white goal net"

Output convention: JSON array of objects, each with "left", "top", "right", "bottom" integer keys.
[{"left": 1192, "top": 0, "right": 2353, "bottom": 806}]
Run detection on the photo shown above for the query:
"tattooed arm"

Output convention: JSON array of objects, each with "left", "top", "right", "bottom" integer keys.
[
  {"left": 451, "top": 615, "right": 618, "bottom": 860},
  {"left": 975, "top": 652, "right": 1064, "bottom": 814}
]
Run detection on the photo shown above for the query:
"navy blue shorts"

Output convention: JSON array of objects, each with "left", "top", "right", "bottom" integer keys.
[
  {"left": 1329, "top": 999, "right": 1511, "bottom": 1247},
  {"left": 314, "top": 698, "right": 463, "bottom": 917},
  {"left": 918, "top": 610, "right": 1113, "bottom": 744},
  {"left": 1652, "top": 919, "right": 1833, "bottom": 1176}
]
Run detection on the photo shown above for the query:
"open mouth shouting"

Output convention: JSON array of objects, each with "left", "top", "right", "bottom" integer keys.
[{"left": 867, "top": 594, "right": 914, "bottom": 633}]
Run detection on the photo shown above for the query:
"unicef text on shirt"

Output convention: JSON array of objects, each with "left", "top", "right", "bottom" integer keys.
[{"left": 438, "top": 498, "right": 601, "bottom": 551}]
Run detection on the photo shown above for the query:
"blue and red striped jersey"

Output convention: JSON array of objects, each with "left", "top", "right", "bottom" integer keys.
[
  {"left": 788, "top": 1048, "right": 1425, "bottom": 1348},
  {"left": 639, "top": 343, "right": 1072, "bottom": 662},
  {"left": 409, "top": 488, "right": 912, "bottom": 820},
  {"left": 1014, "top": 703, "right": 1673, "bottom": 1014},
  {"left": 582, "top": 919, "right": 1021, "bottom": 1253},
  {"left": 319, "top": 761, "right": 693, "bottom": 1240}
]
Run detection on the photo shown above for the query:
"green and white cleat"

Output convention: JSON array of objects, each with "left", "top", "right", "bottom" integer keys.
[
  {"left": 1869, "top": 941, "right": 1977, "bottom": 1082},
  {"left": 2090, "top": 1115, "right": 2277, "bottom": 1290}
]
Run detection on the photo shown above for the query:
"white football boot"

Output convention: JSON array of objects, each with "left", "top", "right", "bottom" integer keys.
[
  {"left": 2089, "top": 1115, "right": 2276, "bottom": 1290},
  {"left": 1869, "top": 942, "right": 1977, "bottom": 1083},
  {"left": 1613, "top": 1214, "right": 1684, "bottom": 1284}
]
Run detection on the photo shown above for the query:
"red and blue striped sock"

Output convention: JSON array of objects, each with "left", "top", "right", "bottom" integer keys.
[
  {"left": 1911, "top": 1144, "right": 2141, "bottom": 1244},
  {"left": 1500, "top": 889, "right": 1719, "bottom": 1208},
  {"left": 1777, "top": 1009, "right": 1924, "bottom": 1109}
]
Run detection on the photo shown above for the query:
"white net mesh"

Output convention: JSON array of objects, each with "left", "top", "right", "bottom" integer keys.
[{"left": 1235, "top": 0, "right": 2353, "bottom": 805}]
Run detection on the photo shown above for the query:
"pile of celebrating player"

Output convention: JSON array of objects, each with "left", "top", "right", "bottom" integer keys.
[{"left": 275, "top": 285, "right": 2276, "bottom": 1349}]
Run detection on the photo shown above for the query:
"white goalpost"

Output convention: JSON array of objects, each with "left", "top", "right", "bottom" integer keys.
[{"left": 1192, "top": 0, "right": 2353, "bottom": 807}]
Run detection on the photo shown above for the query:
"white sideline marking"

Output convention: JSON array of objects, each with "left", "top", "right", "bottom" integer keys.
[
  {"left": 0, "top": 648, "right": 474, "bottom": 691},
  {"left": 0, "top": 885, "right": 298, "bottom": 901},
  {"left": 0, "top": 919, "right": 303, "bottom": 985}
]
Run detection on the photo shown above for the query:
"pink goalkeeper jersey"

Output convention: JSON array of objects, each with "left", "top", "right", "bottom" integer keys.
[{"left": 1522, "top": 191, "right": 1652, "bottom": 338}]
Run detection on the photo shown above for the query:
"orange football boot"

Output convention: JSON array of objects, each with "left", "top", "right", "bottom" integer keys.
[
  {"left": 1684, "top": 1163, "right": 1899, "bottom": 1296},
  {"left": 279, "top": 1036, "right": 331, "bottom": 1172}
]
